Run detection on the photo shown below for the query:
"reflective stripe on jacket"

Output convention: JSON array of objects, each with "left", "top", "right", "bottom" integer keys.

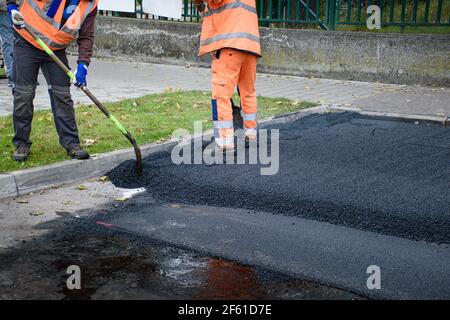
[
  {"left": 199, "top": 0, "right": 261, "bottom": 57},
  {"left": 16, "top": 0, "right": 98, "bottom": 51}
]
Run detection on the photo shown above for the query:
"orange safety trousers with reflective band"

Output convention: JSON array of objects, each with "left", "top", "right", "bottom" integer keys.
[
  {"left": 199, "top": 0, "right": 261, "bottom": 56},
  {"left": 16, "top": 0, "right": 98, "bottom": 51},
  {"left": 212, "top": 49, "right": 257, "bottom": 148}
]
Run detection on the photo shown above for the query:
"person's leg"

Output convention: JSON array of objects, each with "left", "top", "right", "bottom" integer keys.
[
  {"left": 12, "top": 37, "right": 41, "bottom": 154},
  {"left": 237, "top": 53, "right": 258, "bottom": 140},
  {"left": 211, "top": 48, "right": 243, "bottom": 150},
  {"left": 40, "top": 64, "right": 56, "bottom": 111},
  {"left": 42, "top": 49, "right": 86, "bottom": 158},
  {"left": 0, "top": 12, "right": 14, "bottom": 82}
]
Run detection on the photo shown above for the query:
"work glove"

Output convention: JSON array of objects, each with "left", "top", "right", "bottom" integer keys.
[
  {"left": 8, "top": 5, "right": 25, "bottom": 29},
  {"left": 73, "top": 62, "right": 88, "bottom": 88}
]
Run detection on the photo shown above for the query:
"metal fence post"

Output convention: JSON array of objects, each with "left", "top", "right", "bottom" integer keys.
[{"left": 328, "top": 0, "right": 336, "bottom": 30}]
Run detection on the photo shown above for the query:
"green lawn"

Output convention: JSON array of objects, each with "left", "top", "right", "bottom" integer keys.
[{"left": 0, "top": 90, "right": 316, "bottom": 173}]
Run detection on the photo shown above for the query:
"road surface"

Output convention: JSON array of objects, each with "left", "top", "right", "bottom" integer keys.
[{"left": 0, "top": 112, "right": 449, "bottom": 299}]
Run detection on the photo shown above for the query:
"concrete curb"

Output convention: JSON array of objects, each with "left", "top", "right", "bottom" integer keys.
[
  {"left": 0, "top": 174, "right": 17, "bottom": 199},
  {"left": 0, "top": 141, "right": 176, "bottom": 199},
  {"left": 0, "top": 104, "right": 446, "bottom": 200}
]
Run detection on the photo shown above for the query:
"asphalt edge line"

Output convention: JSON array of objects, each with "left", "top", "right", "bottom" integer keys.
[
  {"left": 2, "top": 104, "right": 443, "bottom": 200},
  {"left": 0, "top": 106, "right": 327, "bottom": 200},
  {"left": 328, "top": 105, "right": 449, "bottom": 126}
]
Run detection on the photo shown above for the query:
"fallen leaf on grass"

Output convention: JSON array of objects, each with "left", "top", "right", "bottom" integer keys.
[
  {"left": 38, "top": 114, "right": 53, "bottom": 122},
  {"left": 83, "top": 139, "right": 98, "bottom": 147}
]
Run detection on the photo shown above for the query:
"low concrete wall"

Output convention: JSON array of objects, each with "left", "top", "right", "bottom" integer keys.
[{"left": 92, "top": 16, "right": 450, "bottom": 86}]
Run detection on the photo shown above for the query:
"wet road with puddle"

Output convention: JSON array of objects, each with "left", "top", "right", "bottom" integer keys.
[{"left": 0, "top": 217, "right": 362, "bottom": 300}]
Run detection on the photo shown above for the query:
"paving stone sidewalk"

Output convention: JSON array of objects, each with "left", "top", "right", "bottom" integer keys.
[{"left": 0, "top": 56, "right": 448, "bottom": 117}]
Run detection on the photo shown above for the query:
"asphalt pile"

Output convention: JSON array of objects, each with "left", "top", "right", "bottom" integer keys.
[{"left": 108, "top": 112, "right": 450, "bottom": 243}]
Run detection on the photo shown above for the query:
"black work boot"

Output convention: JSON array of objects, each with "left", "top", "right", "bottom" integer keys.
[
  {"left": 13, "top": 145, "right": 31, "bottom": 162},
  {"left": 68, "top": 145, "right": 90, "bottom": 160}
]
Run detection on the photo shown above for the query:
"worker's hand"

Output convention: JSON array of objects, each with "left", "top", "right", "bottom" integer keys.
[
  {"left": 192, "top": 0, "right": 205, "bottom": 12},
  {"left": 73, "top": 62, "right": 88, "bottom": 88},
  {"left": 8, "top": 5, "right": 25, "bottom": 29}
]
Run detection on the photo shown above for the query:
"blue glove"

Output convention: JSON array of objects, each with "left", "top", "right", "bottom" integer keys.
[
  {"left": 7, "top": 4, "right": 18, "bottom": 15},
  {"left": 73, "top": 62, "right": 88, "bottom": 87},
  {"left": 8, "top": 4, "right": 25, "bottom": 29}
]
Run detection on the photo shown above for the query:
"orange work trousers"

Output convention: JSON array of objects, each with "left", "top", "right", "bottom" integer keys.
[{"left": 211, "top": 48, "right": 257, "bottom": 148}]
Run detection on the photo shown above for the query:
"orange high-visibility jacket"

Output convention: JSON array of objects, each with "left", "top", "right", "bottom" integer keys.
[
  {"left": 16, "top": 0, "right": 98, "bottom": 51},
  {"left": 199, "top": 0, "right": 261, "bottom": 57}
]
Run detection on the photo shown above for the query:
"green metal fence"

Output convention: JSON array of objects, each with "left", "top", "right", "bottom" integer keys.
[
  {"left": 99, "top": 0, "right": 450, "bottom": 30},
  {"left": 181, "top": 0, "right": 329, "bottom": 29},
  {"left": 335, "top": 0, "right": 450, "bottom": 28}
]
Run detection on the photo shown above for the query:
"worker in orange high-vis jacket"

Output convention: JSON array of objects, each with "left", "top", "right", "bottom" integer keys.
[
  {"left": 7, "top": 0, "right": 98, "bottom": 162},
  {"left": 193, "top": 0, "right": 261, "bottom": 152}
]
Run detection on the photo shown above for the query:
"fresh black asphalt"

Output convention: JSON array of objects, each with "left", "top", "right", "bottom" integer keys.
[{"left": 109, "top": 112, "right": 450, "bottom": 244}]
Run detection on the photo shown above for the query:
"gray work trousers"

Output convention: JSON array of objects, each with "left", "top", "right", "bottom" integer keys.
[
  {"left": 0, "top": 11, "right": 14, "bottom": 79},
  {"left": 12, "top": 35, "right": 80, "bottom": 151}
]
